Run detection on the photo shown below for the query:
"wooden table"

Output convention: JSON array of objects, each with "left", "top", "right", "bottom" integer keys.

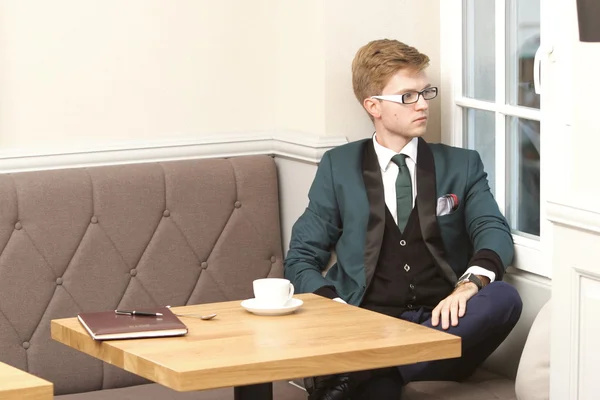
[
  {"left": 0, "top": 361, "right": 53, "bottom": 400},
  {"left": 51, "top": 293, "right": 460, "bottom": 400}
]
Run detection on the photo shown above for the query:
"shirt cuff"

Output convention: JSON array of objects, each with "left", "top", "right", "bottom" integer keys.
[
  {"left": 466, "top": 248, "right": 504, "bottom": 280},
  {"left": 465, "top": 266, "right": 496, "bottom": 283}
]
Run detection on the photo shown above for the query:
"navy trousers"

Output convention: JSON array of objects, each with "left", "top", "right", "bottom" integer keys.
[{"left": 352, "top": 281, "right": 523, "bottom": 399}]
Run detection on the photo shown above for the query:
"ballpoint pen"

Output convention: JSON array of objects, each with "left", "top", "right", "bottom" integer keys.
[{"left": 114, "top": 310, "right": 163, "bottom": 317}]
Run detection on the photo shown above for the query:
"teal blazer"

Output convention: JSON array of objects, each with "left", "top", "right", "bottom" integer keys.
[{"left": 284, "top": 138, "right": 514, "bottom": 306}]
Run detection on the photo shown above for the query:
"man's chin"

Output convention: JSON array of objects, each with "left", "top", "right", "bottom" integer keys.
[{"left": 407, "top": 129, "right": 427, "bottom": 138}]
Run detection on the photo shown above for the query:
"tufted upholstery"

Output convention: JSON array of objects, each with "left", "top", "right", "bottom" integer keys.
[{"left": 0, "top": 156, "right": 287, "bottom": 396}]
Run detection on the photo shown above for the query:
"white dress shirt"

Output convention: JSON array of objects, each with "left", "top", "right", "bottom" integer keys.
[{"left": 372, "top": 134, "right": 495, "bottom": 283}]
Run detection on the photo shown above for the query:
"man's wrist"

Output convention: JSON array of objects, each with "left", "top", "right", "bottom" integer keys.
[
  {"left": 454, "top": 281, "right": 478, "bottom": 292},
  {"left": 477, "top": 274, "right": 491, "bottom": 287},
  {"left": 455, "top": 272, "right": 488, "bottom": 292}
]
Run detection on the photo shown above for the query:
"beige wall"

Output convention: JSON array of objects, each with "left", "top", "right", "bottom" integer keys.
[
  {"left": 323, "top": 0, "right": 441, "bottom": 143},
  {"left": 0, "top": 0, "right": 276, "bottom": 151},
  {"left": 0, "top": 0, "right": 441, "bottom": 152}
]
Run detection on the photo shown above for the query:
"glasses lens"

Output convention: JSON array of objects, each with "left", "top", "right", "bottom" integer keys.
[
  {"left": 402, "top": 92, "right": 418, "bottom": 104},
  {"left": 423, "top": 87, "right": 438, "bottom": 100}
]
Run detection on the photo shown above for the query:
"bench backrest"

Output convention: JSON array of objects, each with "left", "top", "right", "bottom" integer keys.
[{"left": 0, "top": 155, "right": 283, "bottom": 395}]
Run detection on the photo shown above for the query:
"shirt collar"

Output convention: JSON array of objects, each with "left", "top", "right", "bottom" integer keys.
[{"left": 372, "top": 134, "right": 419, "bottom": 172}]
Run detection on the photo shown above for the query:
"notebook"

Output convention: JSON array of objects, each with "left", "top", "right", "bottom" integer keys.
[{"left": 77, "top": 307, "right": 188, "bottom": 341}]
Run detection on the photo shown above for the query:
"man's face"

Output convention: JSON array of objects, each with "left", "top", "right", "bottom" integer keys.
[{"left": 368, "top": 69, "right": 431, "bottom": 140}]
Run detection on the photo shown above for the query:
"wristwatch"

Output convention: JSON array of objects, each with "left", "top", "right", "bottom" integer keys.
[{"left": 455, "top": 272, "right": 484, "bottom": 291}]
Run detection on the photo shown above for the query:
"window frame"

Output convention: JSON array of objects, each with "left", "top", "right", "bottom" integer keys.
[{"left": 440, "top": 0, "right": 551, "bottom": 278}]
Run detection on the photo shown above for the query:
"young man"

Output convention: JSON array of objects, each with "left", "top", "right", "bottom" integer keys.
[{"left": 284, "top": 39, "right": 523, "bottom": 400}]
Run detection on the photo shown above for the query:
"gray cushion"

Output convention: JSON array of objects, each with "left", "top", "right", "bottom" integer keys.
[
  {"left": 404, "top": 368, "right": 516, "bottom": 400},
  {"left": 57, "top": 381, "right": 306, "bottom": 400}
]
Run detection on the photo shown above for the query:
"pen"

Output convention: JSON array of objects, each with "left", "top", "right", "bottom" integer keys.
[{"left": 114, "top": 310, "right": 163, "bottom": 317}]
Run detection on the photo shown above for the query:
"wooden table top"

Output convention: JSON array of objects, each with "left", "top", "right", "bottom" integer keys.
[
  {"left": 51, "top": 293, "right": 460, "bottom": 392},
  {"left": 0, "top": 361, "right": 53, "bottom": 400}
]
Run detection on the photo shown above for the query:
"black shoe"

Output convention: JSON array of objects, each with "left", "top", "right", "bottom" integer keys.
[
  {"left": 304, "top": 374, "right": 337, "bottom": 396},
  {"left": 307, "top": 374, "right": 352, "bottom": 400}
]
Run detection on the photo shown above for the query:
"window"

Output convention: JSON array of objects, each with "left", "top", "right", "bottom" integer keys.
[{"left": 441, "top": 0, "right": 552, "bottom": 277}]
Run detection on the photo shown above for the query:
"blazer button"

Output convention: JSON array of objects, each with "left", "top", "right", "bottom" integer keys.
[
  {"left": 400, "top": 240, "right": 406, "bottom": 246},
  {"left": 407, "top": 304, "right": 413, "bottom": 309},
  {"left": 404, "top": 264, "right": 410, "bottom": 272},
  {"left": 409, "top": 284, "right": 415, "bottom": 290}
]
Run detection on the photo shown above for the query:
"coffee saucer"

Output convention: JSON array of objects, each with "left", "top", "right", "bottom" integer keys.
[{"left": 240, "top": 298, "right": 304, "bottom": 316}]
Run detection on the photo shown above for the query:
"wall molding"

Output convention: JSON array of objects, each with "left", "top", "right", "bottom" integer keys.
[
  {"left": 506, "top": 265, "right": 552, "bottom": 287},
  {"left": 0, "top": 131, "right": 348, "bottom": 173},
  {"left": 547, "top": 201, "right": 600, "bottom": 235}
]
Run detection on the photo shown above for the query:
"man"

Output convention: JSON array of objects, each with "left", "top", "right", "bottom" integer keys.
[{"left": 284, "top": 39, "right": 522, "bottom": 400}]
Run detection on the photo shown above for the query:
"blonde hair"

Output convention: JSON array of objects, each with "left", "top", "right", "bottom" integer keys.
[{"left": 352, "top": 39, "right": 430, "bottom": 107}]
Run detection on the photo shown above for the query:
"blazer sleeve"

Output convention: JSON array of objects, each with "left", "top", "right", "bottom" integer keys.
[
  {"left": 464, "top": 150, "right": 515, "bottom": 271},
  {"left": 284, "top": 151, "right": 343, "bottom": 294}
]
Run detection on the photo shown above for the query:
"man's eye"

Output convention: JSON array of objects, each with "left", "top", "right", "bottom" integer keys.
[{"left": 403, "top": 92, "right": 417, "bottom": 102}]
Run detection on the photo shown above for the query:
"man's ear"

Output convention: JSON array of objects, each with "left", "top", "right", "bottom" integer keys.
[{"left": 363, "top": 98, "right": 381, "bottom": 120}]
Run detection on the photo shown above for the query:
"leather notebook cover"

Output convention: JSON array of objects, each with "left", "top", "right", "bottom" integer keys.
[{"left": 77, "top": 307, "right": 188, "bottom": 341}]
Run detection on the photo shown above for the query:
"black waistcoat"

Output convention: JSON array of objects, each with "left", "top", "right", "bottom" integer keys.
[{"left": 360, "top": 203, "right": 453, "bottom": 318}]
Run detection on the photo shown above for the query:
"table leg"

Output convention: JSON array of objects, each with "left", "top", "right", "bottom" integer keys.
[{"left": 234, "top": 382, "right": 273, "bottom": 400}]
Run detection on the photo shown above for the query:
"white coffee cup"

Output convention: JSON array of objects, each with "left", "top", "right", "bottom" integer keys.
[{"left": 253, "top": 278, "right": 294, "bottom": 307}]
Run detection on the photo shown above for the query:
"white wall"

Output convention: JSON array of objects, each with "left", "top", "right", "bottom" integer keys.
[
  {"left": 0, "top": 0, "right": 441, "bottom": 154},
  {"left": 569, "top": 42, "right": 600, "bottom": 209},
  {"left": 547, "top": 1, "right": 600, "bottom": 398}
]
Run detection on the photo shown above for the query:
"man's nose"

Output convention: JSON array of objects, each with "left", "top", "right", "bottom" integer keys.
[{"left": 414, "top": 95, "right": 429, "bottom": 111}]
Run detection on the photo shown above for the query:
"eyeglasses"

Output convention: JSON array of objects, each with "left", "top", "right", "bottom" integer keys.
[{"left": 371, "top": 87, "right": 438, "bottom": 105}]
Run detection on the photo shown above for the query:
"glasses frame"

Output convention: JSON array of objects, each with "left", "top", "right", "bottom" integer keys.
[{"left": 371, "top": 87, "right": 438, "bottom": 105}]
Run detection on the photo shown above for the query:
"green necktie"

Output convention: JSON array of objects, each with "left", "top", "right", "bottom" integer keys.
[{"left": 391, "top": 154, "right": 413, "bottom": 233}]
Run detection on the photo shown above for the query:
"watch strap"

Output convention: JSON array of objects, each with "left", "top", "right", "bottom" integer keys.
[{"left": 456, "top": 272, "right": 483, "bottom": 291}]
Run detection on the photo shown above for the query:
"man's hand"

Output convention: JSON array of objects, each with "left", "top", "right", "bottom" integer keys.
[{"left": 431, "top": 282, "right": 479, "bottom": 330}]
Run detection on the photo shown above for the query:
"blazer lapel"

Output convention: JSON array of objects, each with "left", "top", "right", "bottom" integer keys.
[
  {"left": 362, "top": 140, "right": 386, "bottom": 288},
  {"left": 416, "top": 138, "right": 458, "bottom": 284}
]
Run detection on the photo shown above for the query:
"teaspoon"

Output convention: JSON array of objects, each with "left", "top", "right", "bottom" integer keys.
[
  {"left": 175, "top": 313, "right": 217, "bottom": 320},
  {"left": 165, "top": 306, "right": 217, "bottom": 320}
]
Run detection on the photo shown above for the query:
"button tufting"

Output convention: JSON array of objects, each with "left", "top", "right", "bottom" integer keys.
[
  {"left": 90, "top": 216, "right": 98, "bottom": 224},
  {"left": 130, "top": 269, "right": 137, "bottom": 277},
  {"left": 15, "top": 222, "right": 22, "bottom": 230},
  {"left": 270, "top": 256, "right": 276, "bottom": 263},
  {"left": 234, "top": 201, "right": 242, "bottom": 208},
  {"left": 163, "top": 210, "right": 170, "bottom": 217},
  {"left": 200, "top": 262, "right": 208, "bottom": 270},
  {"left": 56, "top": 277, "right": 63, "bottom": 285},
  {"left": 22, "top": 342, "right": 30, "bottom": 350}
]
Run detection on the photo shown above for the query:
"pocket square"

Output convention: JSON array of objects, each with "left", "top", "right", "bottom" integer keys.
[{"left": 436, "top": 194, "right": 459, "bottom": 216}]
